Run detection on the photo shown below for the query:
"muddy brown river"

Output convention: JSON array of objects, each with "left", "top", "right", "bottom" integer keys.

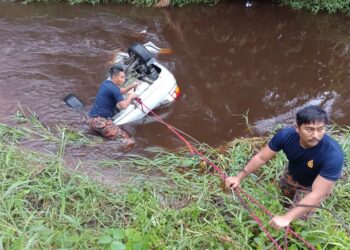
[{"left": 1, "top": 2, "right": 350, "bottom": 161}]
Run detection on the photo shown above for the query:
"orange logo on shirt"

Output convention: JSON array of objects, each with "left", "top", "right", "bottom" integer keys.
[{"left": 307, "top": 160, "right": 314, "bottom": 168}]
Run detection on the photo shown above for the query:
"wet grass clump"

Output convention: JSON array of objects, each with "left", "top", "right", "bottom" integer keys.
[{"left": 1, "top": 118, "right": 350, "bottom": 249}]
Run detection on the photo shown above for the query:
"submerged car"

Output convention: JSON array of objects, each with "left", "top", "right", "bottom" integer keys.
[{"left": 111, "top": 42, "right": 180, "bottom": 125}]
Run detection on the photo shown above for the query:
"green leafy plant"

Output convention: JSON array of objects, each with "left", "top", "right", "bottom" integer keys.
[
  {"left": 279, "top": 0, "right": 350, "bottom": 13},
  {"left": 98, "top": 228, "right": 150, "bottom": 250}
]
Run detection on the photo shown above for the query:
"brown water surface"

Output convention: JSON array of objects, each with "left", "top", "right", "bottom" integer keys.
[{"left": 1, "top": 2, "right": 350, "bottom": 161}]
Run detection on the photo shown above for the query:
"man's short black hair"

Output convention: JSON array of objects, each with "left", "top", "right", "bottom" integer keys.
[
  {"left": 296, "top": 105, "right": 329, "bottom": 126},
  {"left": 109, "top": 64, "right": 125, "bottom": 78}
]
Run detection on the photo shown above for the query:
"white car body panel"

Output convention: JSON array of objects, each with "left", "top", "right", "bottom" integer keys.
[{"left": 112, "top": 44, "right": 178, "bottom": 125}]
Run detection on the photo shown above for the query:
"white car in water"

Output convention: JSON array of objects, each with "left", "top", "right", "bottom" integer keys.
[{"left": 111, "top": 42, "right": 180, "bottom": 125}]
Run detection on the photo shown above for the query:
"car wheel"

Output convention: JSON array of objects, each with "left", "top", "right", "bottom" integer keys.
[{"left": 127, "top": 43, "right": 153, "bottom": 64}]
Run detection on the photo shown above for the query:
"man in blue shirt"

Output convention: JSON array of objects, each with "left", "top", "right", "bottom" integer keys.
[
  {"left": 88, "top": 65, "right": 137, "bottom": 144},
  {"left": 225, "top": 105, "right": 344, "bottom": 229}
]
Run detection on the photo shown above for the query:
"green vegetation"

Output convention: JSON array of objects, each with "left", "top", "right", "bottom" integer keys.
[
  {"left": 0, "top": 113, "right": 349, "bottom": 249},
  {"left": 17, "top": 0, "right": 350, "bottom": 13},
  {"left": 280, "top": 0, "right": 350, "bottom": 13},
  {"left": 21, "top": 0, "right": 220, "bottom": 7}
]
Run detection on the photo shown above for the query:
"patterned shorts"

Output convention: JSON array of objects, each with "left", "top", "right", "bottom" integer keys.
[
  {"left": 279, "top": 168, "right": 315, "bottom": 218},
  {"left": 279, "top": 168, "right": 312, "bottom": 204},
  {"left": 87, "top": 116, "right": 131, "bottom": 141}
]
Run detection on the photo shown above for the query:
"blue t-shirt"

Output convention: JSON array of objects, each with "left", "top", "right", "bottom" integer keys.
[
  {"left": 88, "top": 80, "right": 124, "bottom": 119},
  {"left": 268, "top": 127, "right": 344, "bottom": 187}
]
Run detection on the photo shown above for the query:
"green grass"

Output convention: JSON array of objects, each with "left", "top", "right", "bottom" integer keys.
[
  {"left": 19, "top": 0, "right": 220, "bottom": 7},
  {"left": 280, "top": 0, "right": 350, "bottom": 13},
  {"left": 0, "top": 114, "right": 349, "bottom": 249},
  {"left": 15, "top": 0, "right": 350, "bottom": 13}
]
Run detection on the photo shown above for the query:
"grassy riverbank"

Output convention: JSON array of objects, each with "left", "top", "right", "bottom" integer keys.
[
  {"left": 280, "top": 0, "right": 350, "bottom": 13},
  {"left": 16, "top": 0, "right": 350, "bottom": 13},
  {"left": 0, "top": 116, "right": 349, "bottom": 249}
]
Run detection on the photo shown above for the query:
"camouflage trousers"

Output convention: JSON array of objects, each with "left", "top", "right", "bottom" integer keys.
[
  {"left": 279, "top": 168, "right": 312, "bottom": 204},
  {"left": 279, "top": 168, "right": 315, "bottom": 218},
  {"left": 87, "top": 116, "right": 131, "bottom": 141}
]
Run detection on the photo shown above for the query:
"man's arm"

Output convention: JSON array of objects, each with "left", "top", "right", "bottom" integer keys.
[
  {"left": 117, "top": 93, "right": 136, "bottom": 110},
  {"left": 269, "top": 175, "right": 334, "bottom": 229},
  {"left": 225, "top": 145, "right": 277, "bottom": 188},
  {"left": 120, "top": 82, "right": 137, "bottom": 94}
]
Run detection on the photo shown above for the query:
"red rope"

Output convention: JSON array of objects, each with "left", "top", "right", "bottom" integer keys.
[
  {"left": 134, "top": 98, "right": 316, "bottom": 250},
  {"left": 239, "top": 188, "right": 274, "bottom": 216},
  {"left": 238, "top": 187, "right": 316, "bottom": 250},
  {"left": 192, "top": 149, "right": 227, "bottom": 181},
  {"left": 134, "top": 98, "right": 195, "bottom": 154},
  {"left": 286, "top": 228, "right": 317, "bottom": 250},
  {"left": 234, "top": 188, "right": 284, "bottom": 250}
]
